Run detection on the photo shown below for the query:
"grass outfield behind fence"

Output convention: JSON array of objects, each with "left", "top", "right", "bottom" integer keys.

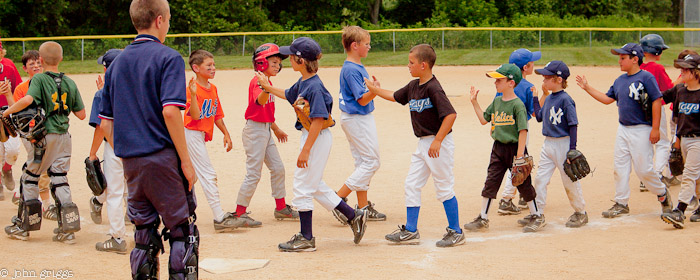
[{"left": 3, "top": 27, "right": 699, "bottom": 74}]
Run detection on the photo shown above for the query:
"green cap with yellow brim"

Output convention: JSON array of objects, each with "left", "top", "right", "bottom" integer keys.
[{"left": 486, "top": 63, "right": 522, "bottom": 85}]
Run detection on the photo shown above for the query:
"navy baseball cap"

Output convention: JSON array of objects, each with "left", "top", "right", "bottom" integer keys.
[
  {"left": 611, "top": 43, "right": 644, "bottom": 60},
  {"left": 280, "top": 37, "right": 322, "bottom": 61},
  {"left": 97, "top": 49, "right": 122, "bottom": 68},
  {"left": 509, "top": 48, "right": 542, "bottom": 69},
  {"left": 535, "top": 60, "right": 570, "bottom": 80}
]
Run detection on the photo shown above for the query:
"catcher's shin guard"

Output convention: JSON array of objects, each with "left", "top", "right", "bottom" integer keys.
[
  {"left": 21, "top": 199, "right": 42, "bottom": 231},
  {"left": 50, "top": 181, "right": 81, "bottom": 233},
  {"left": 165, "top": 217, "right": 199, "bottom": 280},
  {"left": 133, "top": 219, "right": 164, "bottom": 280}
]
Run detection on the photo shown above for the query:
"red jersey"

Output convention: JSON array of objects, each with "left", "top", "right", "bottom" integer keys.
[
  {"left": 244, "top": 76, "right": 276, "bottom": 123},
  {"left": 184, "top": 82, "right": 224, "bottom": 142},
  {"left": 641, "top": 62, "right": 674, "bottom": 106},
  {"left": 0, "top": 58, "right": 21, "bottom": 107}
]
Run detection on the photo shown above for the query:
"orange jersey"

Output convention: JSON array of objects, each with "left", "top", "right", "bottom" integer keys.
[
  {"left": 184, "top": 82, "right": 224, "bottom": 142},
  {"left": 13, "top": 79, "right": 30, "bottom": 101}
]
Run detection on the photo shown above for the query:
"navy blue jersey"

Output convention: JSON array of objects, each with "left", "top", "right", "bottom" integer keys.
[
  {"left": 88, "top": 89, "right": 103, "bottom": 128},
  {"left": 495, "top": 78, "right": 534, "bottom": 120},
  {"left": 285, "top": 75, "right": 334, "bottom": 131},
  {"left": 537, "top": 90, "right": 578, "bottom": 137},
  {"left": 606, "top": 70, "right": 661, "bottom": 126},
  {"left": 99, "top": 35, "right": 187, "bottom": 158},
  {"left": 338, "top": 61, "right": 373, "bottom": 115}
]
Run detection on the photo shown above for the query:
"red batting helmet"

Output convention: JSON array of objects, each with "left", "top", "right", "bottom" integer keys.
[{"left": 253, "top": 43, "right": 288, "bottom": 72}]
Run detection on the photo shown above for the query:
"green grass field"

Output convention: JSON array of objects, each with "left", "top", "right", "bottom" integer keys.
[{"left": 15, "top": 44, "right": 686, "bottom": 75}]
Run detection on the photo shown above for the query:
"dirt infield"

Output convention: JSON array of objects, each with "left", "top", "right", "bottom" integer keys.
[{"left": 1, "top": 65, "right": 698, "bottom": 280}]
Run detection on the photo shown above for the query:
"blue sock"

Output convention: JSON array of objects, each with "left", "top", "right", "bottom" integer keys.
[
  {"left": 443, "top": 196, "right": 462, "bottom": 234},
  {"left": 335, "top": 200, "right": 356, "bottom": 221},
  {"left": 405, "top": 207, "right": 420, "bottom": 232},
  {"left": 299, "top": 211, "right": 313, "bottom": 240}
]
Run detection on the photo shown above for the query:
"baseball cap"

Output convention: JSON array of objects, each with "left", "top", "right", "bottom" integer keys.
[
  {"left": 611, "top": 43, "right": 644, "bottom": 60},
  {"left": 97, "top": 49, "right": 122, "bottom": 68},
  {"left": 674, "top": 54, "right": 700, "bottom": 69},
  {"left": 535, "top": 60, "right": 570, "bottom": 80},
  {"left": 509, "top": 48, "right": 541, "bottom": 69},
  {"left": 279, "top": 37, "right": 322, "bottom": 61},
  {"left": 486, "top": 63, "right": 522, "bottom": 85}
]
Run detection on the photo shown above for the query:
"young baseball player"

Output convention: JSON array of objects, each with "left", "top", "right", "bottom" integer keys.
[
  {"left": 498, "top": 48, "right": 540, "bottom": 214},
  {"left": 529, "top": 60, "right": 588, "bottom": 228},
  {"left": 88, "top": 49, "right": 129, "bottom": 253},
  {"left": 0, "top": 38, "right": 23, "bottom": 203},
  {"left": 330, "top": 25, "right": 386, "bottom": 224},
  {"left": 99, "top": 0, "right": 200, "bottom": 277},
  {"left": 255, "top": 37, "right": 368, "bottom": 252},
  {"left": 0, "top": 37, "right": 23, "bottom": 94},
  {"left": 236, "top": 43, "right": 298, "bottom": 227},
  {"left": 3, "top": 41, "right": 86, "bottom": 243},
  {"left": 364, "top": 44, "right": 464, "bottom": 247},
  {"left": 576, "top": 43, "right": 673, "bottom": 218},
  {"left": 639, "top": 34, "right": 675, "bottom": 191},
  {"left": 467, "top": 63, "right": 543, "bottom": 233},
  {"left": 659, "top": 53, "right": 700, "bottom": 229},
  {"left": 184, "top": 49, "right": 244, "bottom": 232},
  {"left": 12, "top": 51, "right": 52, "bottom": 217}
]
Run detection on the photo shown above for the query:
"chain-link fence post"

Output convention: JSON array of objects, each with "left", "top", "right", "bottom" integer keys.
[
  {"left": 392, "top": 31, "right": 396, "bottom": 53},
  {"left": 81, "top": 38, "right": 84, "bottom": 61},
  {"left": 539, "top": 30, "right": 542, "bottom": 51},
  {"left": 22, "top": 41, "right": 25, "bottom": 54},
  {"left": 589, "top": 30, "right": 592, "bottom": 48},
  {"left": 242, "top": 34, "right": 246, "bottom": 56},
  {"left": 441, "top": 30, "right": 444, "bottom": 51},
  {"left": 188, "top": 36, "right": 191, "bottom": 55},
  {"left": 490, "top": 30, "right": 493, "bottom": 51}
]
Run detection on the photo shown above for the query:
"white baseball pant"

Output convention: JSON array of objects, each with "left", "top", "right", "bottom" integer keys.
[
  {"left": 340, "top": 112, "right": 380, "bottom": 191},
  {"left": 534, "top": 137, "right": 586, "bottom": 213},
  {"left": 96, "top": 142, "right": 127, "bottom": 239},
  {"left": 614, "top": 124, "right": 667, "bottom": 205},
  {"left": 677, "top": 137, "right": 700, "bottom": 204},
  {"left": 404, "top": 134, "right": 455, "bottom": 207},
  {"left": 185, "top": 128, "right": 226, "bottom": 222},
  {"left": 237, "top": 120, "right": 286, "bottom": 207},
  {"left": 291, "top": 128, "right": 341, "bottom": 211},
  {"left": 653, "top": 108, "right": 671, "bottom": 176},
  {"left": 501, "top": 123, "right": 529, "bottom": 200},
  {"left": 0, "top": 136, "right": 20, "bottom": 166}
]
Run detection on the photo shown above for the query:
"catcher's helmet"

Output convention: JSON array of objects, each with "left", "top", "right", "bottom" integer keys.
[
  {"left": 10, "top": 106, "right": 46, "bottom": 143},
  {"left": 253, "top": 43, "right": 288, "bottom": 72},
  {"left": 640, "top": 34, "right": 670, "bottom": 56}
]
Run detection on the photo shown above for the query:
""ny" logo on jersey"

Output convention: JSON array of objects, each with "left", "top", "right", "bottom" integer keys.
[
  {"left": 549, "top": 106, "right": 563, "bottom": 125},
  {"left": 51, "top": 91, "right": 68, "bottom": 112},
  {"left": 628, "top": 83, "right": 644, "bottom": 101}
]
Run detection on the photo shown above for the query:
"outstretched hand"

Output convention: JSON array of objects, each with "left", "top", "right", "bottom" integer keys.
[
  {"left": 575, "top": 75, "right": 589, "bottom": 91},
  {"left": 469, "top": 86, "right": 479, "bottom": 102},
  {"left": 96, "top": 75, "right": 104, "bottom": 90},
  {"left": 188, "top": 77, "right": 197, "bottom": 95},
  {"left": 371, "top": 75, "right": 380, "bottom": 88},
  {"left": 255, "top": 71, "right": 271, "bottom": 89}
]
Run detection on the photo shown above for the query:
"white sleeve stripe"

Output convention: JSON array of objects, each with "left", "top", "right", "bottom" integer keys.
[
  {"left": 162, "top": 102, "right": 186, "bottom": 107},
  {"left": 98, "top": 114, "right": 113, "bottom": 120}
]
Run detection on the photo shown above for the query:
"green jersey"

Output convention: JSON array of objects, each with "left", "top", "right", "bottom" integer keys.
[
  {"left": 26, "top": 71, "right": 84, "bottom": 134},
  {"left": 484, "top": 96, "right": 528, "bottom": 144}
]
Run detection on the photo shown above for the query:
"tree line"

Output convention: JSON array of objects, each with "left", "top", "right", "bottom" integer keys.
[{"left": 0, "top": 0, "right": 683, "bottom": 38}]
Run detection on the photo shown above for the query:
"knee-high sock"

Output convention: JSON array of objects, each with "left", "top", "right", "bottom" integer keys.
[
  {"left": 480, "top": 197, "right": 492, "bottom": 219},
  {"left": 405, "top": 207, "right": 420, "bottom": 232},
  {"left": 299, "top": 211, "right": 313, "bottom": 240},
  {"left": 442, "top": 196, "right": 462, "bottom": 233},
  {"left": 335, "top": 200, "right": 356, "bottom": 221}
]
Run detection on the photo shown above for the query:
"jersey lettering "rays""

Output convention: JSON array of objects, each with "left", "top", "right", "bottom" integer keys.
[{"left": 408, "top": 98, "right": 433, "bottom": 112}]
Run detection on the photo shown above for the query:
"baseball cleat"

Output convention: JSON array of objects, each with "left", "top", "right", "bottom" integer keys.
[
  {"left": 518, "top": 197, "right": 528, "bottom": 209},
  {"left": 497, "top": 198, "right": 521, "bottom": 215},
  {"left": 464, "top": 215, "right": 489, "bottom": 232},
  {"left": 331, "top": 197, "right": 349, "bottom": 225},
  {"left": 96, "top": 237, "right": 127, "bottom": 254},
  {"left": 436, "top": 227, "right": 465, "bottom": 248},
  {"left": 5, "top": 224, "right": 28, "bottom": 241},
  {"left": 602, "top": 202, "right": 629, "bottom": 218},
  {"left": 661, "top": 209, "right": 685, "bottom": 229},
  {"left": 385, "top": 225, "right": 420, "bottom": 245},
  {"left": 274, "top": 205, "right": 299, "bottom": 220},
  {"left": 565, "top": 212, "right": 588, "bottom": 228},
  {"left": 348, "top": 208, "right": 367, "bottom": 244},
  {"left": 690, "top": 208, "right": 700, "bottom": 222},
  {"left": 52, "top": 228, "right": 76, "bottom": 244},
  {"left": 11, "top": 192, "right": 19, "bottom": 205},
  {"left": 278, "top": 233, "right": 316, "bottom": 252},
  {"left": 214, "top": 212, "right": 245, "bottom": 232},
  {"left": 234, "top": 212, "right": 262, "bottom": 228},
  {"left": 43, "top": 205, "right": 58, "bottom": 221},
  {"left": 659, "top": 191, "right": 673, "bottom": 214},
  {"left": 517, "top": 214, "right": 536, "bottom": 227},
  {"left": 523, "top": 214, "right": 546, "bottom": 233},
  {"left": 2, "top": 169, "right": 14, "bottom": 191},
  {"left": 90, "top": 196, "right": 103, "bottom": 224},
  {"left": 364, "top": 201, "right": 386, "bottom": 221}
]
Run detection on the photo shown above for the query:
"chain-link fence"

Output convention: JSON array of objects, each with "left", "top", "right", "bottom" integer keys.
[{"left": 2, "top": 28, "right": 700, "bottom": 62}]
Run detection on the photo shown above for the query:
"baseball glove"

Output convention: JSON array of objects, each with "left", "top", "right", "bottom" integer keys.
[
  {"left": 0, "top": 106, "right": 16, "bottom": 142},
  {"left": 563, "top": 149, "right": 591, "bottom": 182},
  {"left": 511, "top": 155, "right": 533, "bottom": 187},
  {"left": 668, "top": 148, "right": 684, "bottom": 176},
  {"left": 637, "top": 89, "right": 652, "bottom": 122},
  {"left": 293, "top": 97, "right": 335, "bottom": 131},
  {"left": 85, "top": 157, "right": 106, "bottom": 196}
]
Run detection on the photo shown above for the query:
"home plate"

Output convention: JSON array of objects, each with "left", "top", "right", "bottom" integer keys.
[{"left": 199, "top": 258, "right": 270, "bottom": 273}]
